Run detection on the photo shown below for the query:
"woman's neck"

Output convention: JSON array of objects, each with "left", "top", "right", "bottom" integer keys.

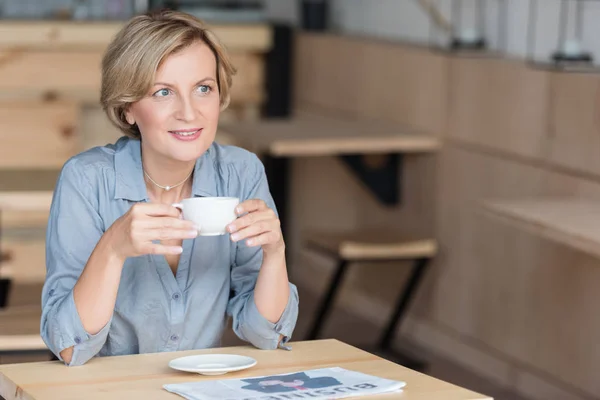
[{"left": 141, "top": 146, "right": 195, "bottom": 204}]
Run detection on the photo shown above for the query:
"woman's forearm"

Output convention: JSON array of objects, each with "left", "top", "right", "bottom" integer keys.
[
  {"left": 61, "top": 229, "right": 124, "bottom": 363},
  {"left": 73, "top": 228, "right": 125, "bottom": 334},
  {"left": 253, "top": 248, "right": 290, "bottom": 323}
]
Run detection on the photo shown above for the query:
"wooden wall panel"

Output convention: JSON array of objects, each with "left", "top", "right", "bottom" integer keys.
[
  {"left": 0, "top": 22, "right": 272, "bottom": 52},
  {"left": 430, "top": 144, "right": 600, "bottom": 397},
  {"left": 547, "top": 72, "right": 600, "bottom": 176},
  {"left": 294, "top": 33, "right": 448, "bottom": 136},
  {"left": 448, "top": 57, "right": 551, "bottom": 160}
]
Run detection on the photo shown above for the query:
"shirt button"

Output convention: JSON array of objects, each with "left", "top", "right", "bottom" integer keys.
[
  {"left": 172, "top": 293, "right": 180, "bottom": 300},
  {"left": 170, "top": 334, "right": 179, "bottom": 342},
  {"left": 74, "top": 336, "right": 82, "bottom": 344},
  {"left": 49, "top": 289, "right": 55, "bottom": 296}
]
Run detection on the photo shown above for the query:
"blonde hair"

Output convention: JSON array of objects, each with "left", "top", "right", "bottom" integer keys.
[{"left": 101, "top": 10, "right": 236, "bottom": 138}]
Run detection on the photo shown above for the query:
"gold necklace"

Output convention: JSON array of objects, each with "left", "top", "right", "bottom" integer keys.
[{"left": 143, "top": 168, "right": 193, "bottom": 191}]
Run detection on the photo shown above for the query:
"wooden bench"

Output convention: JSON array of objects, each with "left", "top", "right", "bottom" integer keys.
[{"left": 304, "top": 230, "right": 438, "bottom": 370}]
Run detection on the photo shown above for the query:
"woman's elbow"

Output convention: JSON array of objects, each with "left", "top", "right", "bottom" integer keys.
[{"left": 60, "top": 346, "right": 74, "bottom": 365}]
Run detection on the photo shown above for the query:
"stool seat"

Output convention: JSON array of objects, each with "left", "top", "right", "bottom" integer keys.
[
  {"left": 304, "top": 230, "right": 437, "bottom": 371},
  {"left": 0, "top": 306, "right": 47, "bottom": 354},
  {"left": 306, "top": 231, "right": 438, "bottom": 261}
]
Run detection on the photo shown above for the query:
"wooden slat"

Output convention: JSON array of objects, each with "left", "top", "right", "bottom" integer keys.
[
  {"left": 0, "top": 192, "right": 53, "bottom": 212},
  {"left": 0, "top": 192, "right": 52, "bottom": 231},
  {"left": 482, "top": 198, "right": 600, "bottom": 259},
  {"left": 1, "top": 240, "right": 46, "bottom": 284},
  {"left": 228, "top": 52, "right": 265, "bottom": 105},
  {"left": 0, "top": 51, "right": 103, "bottom": 104},
  {"left": 307, "top": 230, "right": 438, "bottom": 260},
  {"left": 210, "top": 24, "right": 272, "bottom": 52},
  {"left": 2, "top": 211, "right": 50, "bottom": 230},
  {"left": 0, "top": 51, "right": 264, "bottom": 106},
  {"left": 0, "top": 306, "right": 46, "bottom": 353},
  {"left": 220, "top": 112, "right": 441, "bottom": 157},
  {"left": 0, "top": 307, "right": 42, "bottom": 335},
  {"left": 0, "top": 103, "right": 80, "bottom": 168},
  {"left": 0, "top": 22, "right": 271, "bottom": 52},
  {"left": 0, "top": 336, "right": 46, "bottom": 353}
]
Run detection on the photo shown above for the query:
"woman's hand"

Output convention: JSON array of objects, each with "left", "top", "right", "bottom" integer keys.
[
  {"left": 227, "top": 199, "right": 284, "bottom": 255},
  {"left": 108, "top": 203, "right": 198, "bottom": 261}
]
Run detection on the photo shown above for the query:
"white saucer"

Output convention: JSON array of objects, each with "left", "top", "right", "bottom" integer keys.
[{"left": 168, "top": 354, "right": 257, "bottom": 376}]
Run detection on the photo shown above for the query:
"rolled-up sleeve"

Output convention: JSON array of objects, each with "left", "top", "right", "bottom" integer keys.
[
  {"left": 227, "top": 154, "right": 299, "bottom": 350},
  {"left": 41, "top": 159, "right": 111, "bottom": 366}
]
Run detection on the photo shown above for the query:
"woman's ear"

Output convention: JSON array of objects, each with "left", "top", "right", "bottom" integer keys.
[{"left": 124, "top": 108, "right": 135, "bottom": 125}]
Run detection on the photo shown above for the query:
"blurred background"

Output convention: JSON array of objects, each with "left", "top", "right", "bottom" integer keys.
[{"left": 1, "top": 1, "right": 600, "bottom": 400}]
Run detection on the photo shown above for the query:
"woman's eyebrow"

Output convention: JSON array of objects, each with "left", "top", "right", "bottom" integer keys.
[{"left": 152, "top": 77, "right": 216, "bottom": 87}]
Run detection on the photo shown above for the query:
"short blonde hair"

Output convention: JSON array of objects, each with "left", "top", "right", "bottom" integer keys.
[{"left": 101, "top": 10, "right": 236, "bottom": 138}]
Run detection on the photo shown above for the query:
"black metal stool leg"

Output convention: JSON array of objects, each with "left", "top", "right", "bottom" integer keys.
[
  {"left": 367, "top": 257, "right": 431, "bottom": 372},
  {"left": 306, "top": 259, "right": 349, "bottom": 340},
  {"left": 379, "top": 257, "right": 430, "bottom": 350}
]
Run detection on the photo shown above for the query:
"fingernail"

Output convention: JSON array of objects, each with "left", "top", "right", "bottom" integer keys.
[
  {"left": 227, "top": 224, "right": 235, "bottom": 233},
  {"left": 231, "top": 233, "right": 239, "bottom": 241},
  {"left": 174, "top": 247, "right": 183, "bottom": 254},
  {"left": 236, "top": 206, "right": 242, "bottom": 214},
  {"left": 188, "top": 230, "right": 198, "bottom": 237},
  {"left": 246, "top": 239, "right": 254, "bottom": 246}
]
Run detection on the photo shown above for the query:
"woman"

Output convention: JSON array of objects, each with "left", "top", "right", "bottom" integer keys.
[{"left": 41, "top": 10, "right": 298, "bottom": 366}]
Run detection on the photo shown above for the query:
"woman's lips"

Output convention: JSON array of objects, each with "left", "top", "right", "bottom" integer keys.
[{"left": 169, "top": 128, "right": 202, "bottom": 141}]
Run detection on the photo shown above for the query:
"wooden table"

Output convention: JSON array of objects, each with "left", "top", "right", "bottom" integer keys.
[
  {"left": 219, "top": 112, "right": 441, "bottom": 242},
  {"left": 0, "top": 339, "right": 491, "bottom": 400},
  {"left": 482, "top": 198, "right": 600, "bottom": 258}
]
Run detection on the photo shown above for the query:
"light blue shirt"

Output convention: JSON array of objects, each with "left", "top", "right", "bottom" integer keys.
[{"left": 41, "top": 136, "right": 299, "bottom": 366}]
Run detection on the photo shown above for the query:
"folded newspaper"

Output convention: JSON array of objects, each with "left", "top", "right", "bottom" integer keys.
[{"left": 163, "top": 367, "right": 406, "bottom": 400}]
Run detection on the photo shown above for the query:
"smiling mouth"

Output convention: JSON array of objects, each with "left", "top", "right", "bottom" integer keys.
[{"left": 169, "top": 128, "right": 202, "bottom": 137}]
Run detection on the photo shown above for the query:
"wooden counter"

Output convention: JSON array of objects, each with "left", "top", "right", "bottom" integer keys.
[{"left": 482, "top": 198, "right": 600, "bottom": 259}]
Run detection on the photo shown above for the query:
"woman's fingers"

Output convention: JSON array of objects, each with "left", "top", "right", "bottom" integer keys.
[
  {"left": 228, "top": 210, "right": 276, "bottom": 235},
  {"left": 134, "top": 216, "right": 197, "bottom": 231},
  {"left": 145, "top": 227, "right": 199, "bottom": 241},
  {"left": 145, "top": 243, "right": 184, "bottom": 255},
  {"left": 241, "top": 231, "right": 281, "bottom": 247},
  {"left": 230, "top": 219, "right": 280, "bottom": 243},
  {"left": 131, "top": 203, "right": 182, "bottom": 218}
]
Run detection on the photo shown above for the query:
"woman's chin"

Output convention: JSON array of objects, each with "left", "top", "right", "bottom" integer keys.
[{"left": 166, "top": 141, "right": 212, "bottom": 162}]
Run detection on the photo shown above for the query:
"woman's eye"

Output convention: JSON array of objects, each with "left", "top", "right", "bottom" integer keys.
[
  {"left": 197, "top": 85, "right": 211, "bottom": 95},
  {"left": 153, "top": 88, "right": 170, "bottom": 97}
]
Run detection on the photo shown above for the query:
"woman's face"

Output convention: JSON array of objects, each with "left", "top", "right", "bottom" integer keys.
[{"left": 125, "top": 40, "right": 221, "bottom": 164}]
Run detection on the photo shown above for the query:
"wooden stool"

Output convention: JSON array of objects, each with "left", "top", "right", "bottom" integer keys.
[
  {"left": 304, "top": 231, "right": 438, "bottom": 370},
  {"left": 0, "top": 306, "right": 50, "bottom": 360}
]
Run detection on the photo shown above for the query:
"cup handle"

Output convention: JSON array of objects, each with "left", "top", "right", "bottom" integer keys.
[{"left": 172, "top": 203, "right": 184, "bottom": 219}]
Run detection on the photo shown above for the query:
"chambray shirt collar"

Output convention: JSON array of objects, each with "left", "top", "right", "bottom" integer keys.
[{"left": 113, "top": 137, "right": 218, "bottom": 201}]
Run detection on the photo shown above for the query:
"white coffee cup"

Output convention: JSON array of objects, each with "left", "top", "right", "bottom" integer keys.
[{"left": 172, "top": 197, "right": 239, "bottom": 236}]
